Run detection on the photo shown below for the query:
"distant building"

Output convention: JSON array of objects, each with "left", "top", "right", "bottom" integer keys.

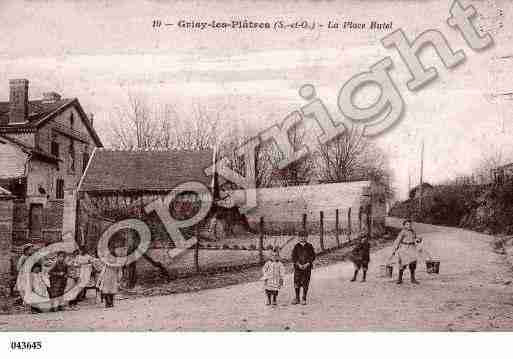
[
  {"left": 491, "top": 163, "right": 513, "bottom": 185},
  {"left": 0, "top": 79, "right": 102, "bottom": 244}
]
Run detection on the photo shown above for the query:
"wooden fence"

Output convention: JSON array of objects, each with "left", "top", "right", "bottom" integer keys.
[{"left": 135, "top": 206, "right": 375, "bottom": 280}]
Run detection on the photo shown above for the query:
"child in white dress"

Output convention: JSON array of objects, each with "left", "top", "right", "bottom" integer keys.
[
  {"left": 29, "top": 263, "right": 49, "bottom": 313},
  {"left": 261, "top": 250, "right": 285, "bottom": 306}
]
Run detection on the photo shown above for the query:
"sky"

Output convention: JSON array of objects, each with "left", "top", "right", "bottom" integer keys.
[{"left": 0, "top": 0, "right": 512, "bottom": 199}]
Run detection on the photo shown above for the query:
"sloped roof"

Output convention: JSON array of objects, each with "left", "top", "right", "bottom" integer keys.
[
  {"left": 0, "top": 186, "right": 12, "bottom": 197},
  {"left": 0, "top": 98, "right": 102, "bottom": 147},
  {"left": 494, "top": 162, "right": 513, "bottom": 171},
  {"left": 0, "top": 134, "right": 60, "bottom": 164},
  {"left": 0, "top": 98, "right": 73, "bottom": 125},
  {"left": 79, "top": 149, "right": 214, "bottom": 193}
]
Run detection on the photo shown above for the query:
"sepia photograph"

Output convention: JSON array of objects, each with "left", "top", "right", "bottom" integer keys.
[{"left": 0, "top": 0, "right": 512, "bottom": 356}]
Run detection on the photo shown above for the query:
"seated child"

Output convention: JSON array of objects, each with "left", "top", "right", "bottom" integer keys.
[
  {"left": 261, "top": 250, "right": 285, "bottom": 306},
  {"left": 29, "top": 263, "right": 49, "bottom": 314},
  {"left": 15, "top": 244, "right": 34, "bottom": 302}
]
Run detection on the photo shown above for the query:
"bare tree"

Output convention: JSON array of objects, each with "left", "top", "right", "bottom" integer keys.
[
  {"left": 272, "top": 124, "right": 315, "bottom": 187},
  {"left": 359, "top": 144, "right": 395, "bottom": 200},
  {"left": 317, "top": 125, "right": 394, "bottom": 198},
  {"left": 109, "top": 92, "right": 219, "bottom": 151},
  {"left": 173, "top": 105, "right": 219, "bottom": 151},
  {"left": 472, "top": 149, "right": 503, "bottom": 184},
  {"left": 317, "top": 126, "right": 366, "bottom": 183},
  {"left": 218, "top": 127, "right": 275, "bottom": 190}
]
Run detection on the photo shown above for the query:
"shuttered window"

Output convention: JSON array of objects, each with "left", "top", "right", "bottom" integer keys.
[{"left": 56, "top": 179, "right": 64, "bottom": 199}]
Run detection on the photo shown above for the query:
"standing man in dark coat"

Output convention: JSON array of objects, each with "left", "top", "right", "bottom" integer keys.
[{"left": 291, "top": 232, "right": 316, "bottom": 305}]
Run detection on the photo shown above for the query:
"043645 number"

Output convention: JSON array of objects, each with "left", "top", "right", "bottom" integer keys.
[{"left": 10, "top": 341, "right": 42, "bottom": 350}]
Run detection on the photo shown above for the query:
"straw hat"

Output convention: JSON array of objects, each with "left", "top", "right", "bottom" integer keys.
[{"left": 21, "top": 243, "right": 34, "bottom": 253}]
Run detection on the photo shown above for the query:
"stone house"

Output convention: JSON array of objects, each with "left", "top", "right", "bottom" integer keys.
[{"left": 0, "top": 79, "right": 102, "bottom": 245}]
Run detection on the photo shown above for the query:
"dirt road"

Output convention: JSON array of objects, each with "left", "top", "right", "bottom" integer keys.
[{"left": 2, "top": 220, "right": 513, "bottom": 331}]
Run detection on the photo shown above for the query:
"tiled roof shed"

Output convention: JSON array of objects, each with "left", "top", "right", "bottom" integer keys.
[{"left": 78, "top": 149, "right": 214, "bottom": 194}]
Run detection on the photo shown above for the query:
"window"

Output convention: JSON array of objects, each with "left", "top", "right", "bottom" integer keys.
[
  {"left": 69, "top": 140, "right": 75, "bottom": 172},
  {"left": 70, "top": 113, "right": 74, "bottom": 129},
  {"left": 82, "top": 152, "right": 90, "bottom": 173},
  {"left": 50, "top": 140, "right": 59, "bottom": 158},
  {"left": 56, "top": 179, "right": 64, "bottom": 199}
]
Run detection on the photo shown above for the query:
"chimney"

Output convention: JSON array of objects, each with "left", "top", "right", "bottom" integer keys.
[
  {"left": 9, "top": 79, "right": 29, "bottom": 124},
  {"left": 88, "top": 113, "right": 94, "bottom": 127},
  {"left": 42, "top": 91, "right": 61, "bottom": 103}
]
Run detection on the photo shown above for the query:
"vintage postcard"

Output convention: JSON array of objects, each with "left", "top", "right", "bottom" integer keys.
[{"left": 0, "top": 0, "right": 512, "bottom": 352}]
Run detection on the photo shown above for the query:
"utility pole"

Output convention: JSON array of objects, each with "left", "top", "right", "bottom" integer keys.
[{"left": 419, "top": 139, "right": 424, "bottom": 214}]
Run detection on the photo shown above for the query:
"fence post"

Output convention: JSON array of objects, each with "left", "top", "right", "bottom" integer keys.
[
  {"left": 358, "top": 207, "right": 362, "bottom": 232},
  {"left": 302, "top": 213, "right": 307, "bottom": 234},
  {"left": 320, "top": 211, "right": 325, "bottom": 252},
  {"left": 259, "top": 217, "right": 264, "bottom": 265},
  {"left": 347, "top": 207, "right": 352, "bottom": 242},
  {"left": 194, "top": 227, "right": 200, "bottom": 273},
  {"left": 335, "top": 209, "right": 340, "bottom": 247},
  {"left": 366, "top": 203, "right": 372, "bottom": 241}
]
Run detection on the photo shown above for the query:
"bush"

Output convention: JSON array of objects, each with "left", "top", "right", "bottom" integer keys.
[
  {"left": 388, "top": 183, "right": 513, "bottom": 234},
  {"left": 232, "top": 245, "right": 240, "bottom": 250},
  {"left": 222, "top": 244, "right": 230, "bottom": 249},
  {"left": 249, "top": 244, "right": 257, "bottom": 250},
  {"left": 389, "top": 184, "right": 484, "bottom": 226}
]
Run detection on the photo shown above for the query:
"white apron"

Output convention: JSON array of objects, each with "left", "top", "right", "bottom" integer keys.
[{"left": 392, "top": 229, "right": 420, "bottom": 267}]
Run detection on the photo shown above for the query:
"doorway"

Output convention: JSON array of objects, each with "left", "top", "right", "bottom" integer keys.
[{"left": 29, "top": 203, "right": 43, "bottom": 241}]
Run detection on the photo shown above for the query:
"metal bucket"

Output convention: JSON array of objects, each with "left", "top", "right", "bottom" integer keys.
[
  {"left": 379, "top": 264, "right": 393, "bottom": 278},
  {"left": 426, "top": 260, "right": 440, "bottom": 274}
]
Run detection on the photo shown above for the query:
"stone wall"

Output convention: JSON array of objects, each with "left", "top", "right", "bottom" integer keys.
[
  {"left": 12, "top": 199, "right": 63, "bottom": 246},
  {"left": 220, "top": 181, "right": 386, "bottom": 234}
]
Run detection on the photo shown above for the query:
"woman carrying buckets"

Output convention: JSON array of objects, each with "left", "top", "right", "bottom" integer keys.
[{"left": 389, "top": 220, "right": 421, "bottom": 285}]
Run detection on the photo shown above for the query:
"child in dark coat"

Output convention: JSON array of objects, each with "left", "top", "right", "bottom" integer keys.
[
  {"left": 291, "top": 232, "right": 316, "bottom": 305},
  {"left": 48, "top": 251, "right": 69, "bottom": 312},
  {"left": 349, "top": 236, "right": 370, "bottom": 282}
]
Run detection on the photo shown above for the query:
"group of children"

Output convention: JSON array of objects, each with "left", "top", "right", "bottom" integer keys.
[
  {"left": 19, "top": 220, "right": 424, "bottom": 312},
  {"left": 261, "top": 225, "right": 424, "bottom": 305},
  {"left": 260, "top": 233, "right": 317, "bottom": 306},
  {"left": 16, "top": 245, "right": 123, "bottom": 313}
]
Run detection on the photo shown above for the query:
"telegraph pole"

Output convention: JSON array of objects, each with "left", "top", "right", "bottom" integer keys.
[{"left": 419, "top": 139, "right": 424, "bottom": 214}]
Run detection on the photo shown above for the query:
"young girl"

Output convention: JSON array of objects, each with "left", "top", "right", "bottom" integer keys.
[
  {"left": 48, "top": 251, "right": 69, "bottom": 312},
  {"left": 16, "top": 244, "right": 34, "bottom": 302},
  {"left": 390, "top": 220, "right": 420, "bottom": 284},
  {"left": 69, "top": 247, "right": 94, "bottom": 307},
  {"left": 97, "top": 255, "right": 122, "bottom": 308},
  {"left": 261, "top": 250, "right": 285, "bottom": 306},
  {"left": 29, "top": 263, "right": 49, "bottom": 314}
]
